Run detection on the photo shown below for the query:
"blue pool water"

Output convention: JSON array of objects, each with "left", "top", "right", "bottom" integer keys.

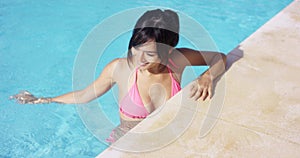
[{"left": 0, "top": 0, "right": 292, "bottom": 157}]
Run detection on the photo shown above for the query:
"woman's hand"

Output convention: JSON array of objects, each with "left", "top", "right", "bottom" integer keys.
[
  {"left": 189, "top": 73, "right": 213, "bottom": 101},
  {"left": 10, "top": 90, "right": 51, "bottom": 104}
]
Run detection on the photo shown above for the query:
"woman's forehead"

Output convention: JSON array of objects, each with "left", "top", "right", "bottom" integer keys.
[{"left": 135, "top": 41, "right": 157, "bottom": 51}]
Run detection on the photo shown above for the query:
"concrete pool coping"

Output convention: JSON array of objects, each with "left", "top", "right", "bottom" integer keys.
[{"left": 97, "top": 0, "right": 300, "bottom": 157}]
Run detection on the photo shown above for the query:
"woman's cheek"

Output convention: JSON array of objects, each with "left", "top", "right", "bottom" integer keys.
[{"left": 147, "top": 56, "right": 160, "bottom": 63}]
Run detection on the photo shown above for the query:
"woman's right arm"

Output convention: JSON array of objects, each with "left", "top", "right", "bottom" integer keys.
[
  {"left": 11, "top": 58, "right": 120, "bottom": 104},
  {"left": 51, "top": 58, "right": 119, "bottom": 104}
]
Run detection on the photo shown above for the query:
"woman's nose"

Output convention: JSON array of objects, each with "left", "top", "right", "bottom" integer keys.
[{"left": 138, "top": 52, "right": 147, "bottom": 63}]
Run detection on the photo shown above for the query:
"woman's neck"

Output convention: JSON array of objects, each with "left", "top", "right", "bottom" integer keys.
[{"left": 141, "top": 64, "right": 167, "bottom": 75}]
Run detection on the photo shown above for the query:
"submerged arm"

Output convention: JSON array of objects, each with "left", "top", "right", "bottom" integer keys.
[{"left": 11, "top": 59, "right": 119, "bottom": 104}]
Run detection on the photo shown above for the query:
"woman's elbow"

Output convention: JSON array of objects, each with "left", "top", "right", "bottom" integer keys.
[
  {"left": 75, "top": 90, "right": 94, "bottom": 104},
  {"left": 221, "top": 53, "right": 227, "bottom": 63}
]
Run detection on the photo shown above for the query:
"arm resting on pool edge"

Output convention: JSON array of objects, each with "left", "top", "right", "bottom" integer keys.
[
  {"left": 50, "top": 58, "right": 119, "bottom": 104},
  {"left": 198, "top": 51, "right": 227, "bottom": 80},
  {"left": 172, "top": 48, "right": 226, "bottom": 101},
  {"left": 174, "top": 48, "right": 227, "bottom": 78}
]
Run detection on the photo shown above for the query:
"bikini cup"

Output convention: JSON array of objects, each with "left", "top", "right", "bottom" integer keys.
[{"left": 119, "top": 66, "right": 181, "bottom": 119}]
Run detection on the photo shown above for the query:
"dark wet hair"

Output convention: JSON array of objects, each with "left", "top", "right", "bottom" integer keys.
[{"left": 127, "top": 9, "right": 179, "bottom": 66}]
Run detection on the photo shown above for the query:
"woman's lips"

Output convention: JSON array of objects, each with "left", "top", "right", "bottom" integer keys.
[{"left": 139, "top": 62, "right": 149, "bottom": 67}]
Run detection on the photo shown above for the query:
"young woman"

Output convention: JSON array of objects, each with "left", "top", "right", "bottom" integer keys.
[{"left": 10, "top": 9, "right": 226, "bottom": 143}]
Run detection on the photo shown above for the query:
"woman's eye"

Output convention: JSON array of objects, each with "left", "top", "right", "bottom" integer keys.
[
  {"left": 145, "top": 52, "right": 156, "bottom": 57},
  {"left": 147, "top": 54, "right": 154, "bottom": 57}
]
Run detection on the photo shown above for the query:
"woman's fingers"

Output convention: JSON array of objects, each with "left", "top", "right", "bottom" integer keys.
[
  {"left": 190, "top": 80, "right": 213, "bottom": 101},
  {"left": 199, "top": 85, "right": 213, "bottom": 101},
  {"left": 200, "top": 88, "right": 208, "bottom": 101},
  {"left": 192, "top": 86, "right": 212, "bottom": 101},
  {"left": 208, "top": 86, "right": 212, "bottom": 99},
  {"left": 10, "top": 90, "right": 38, "bottom": 104},
  {"left": 196, "top": 89, "right": 203, "bottom": 101},
  {"left": 189, "top": 82, "right": 202, "bottom": 100},
  {"left": 9, "top": 92, "right": 22, "bottom": 100},
  {"left": 16, "top": 97, "right": 25, "bottom": 104},
  {"left": 192, "top": 86, "right": 203, "bottom": 101},
  {"left": 189, "top": 84, "right": 197, "bottom": 98}
]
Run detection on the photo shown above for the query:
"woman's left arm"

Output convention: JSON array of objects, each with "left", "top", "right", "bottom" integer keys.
[{"left": 174, "top": 48, "right": 227, "bottom": 101}]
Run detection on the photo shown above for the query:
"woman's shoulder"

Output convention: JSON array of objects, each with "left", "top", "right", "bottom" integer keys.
[
  {"left": 168, "top": 48, "right": 189, "bottom": 71},
  {"left": 110, "top": 58, "right": 131, "bottom": 83},
  {"left": 114, "top": 57, "right": 127, "bottom": 66},
  {"left": 110, "top": 58, "right": 130, "bottom": 71}
]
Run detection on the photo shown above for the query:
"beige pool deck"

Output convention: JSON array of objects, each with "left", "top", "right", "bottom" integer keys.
[{"left": 97, "top": 1, "right": 300, "bottom": 157}]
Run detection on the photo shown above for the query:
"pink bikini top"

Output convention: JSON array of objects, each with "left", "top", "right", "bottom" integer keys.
[{"left": 119, "top": 65, "right": 181, "bottom": 119}]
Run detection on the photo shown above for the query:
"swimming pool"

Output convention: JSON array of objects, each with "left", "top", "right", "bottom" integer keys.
[{"left": 0, "top": 0, "right": 292, "bottom": 157}]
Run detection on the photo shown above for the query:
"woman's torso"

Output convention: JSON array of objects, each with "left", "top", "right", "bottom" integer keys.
[{"left": 114, "top": 58, "right": 182, "bottom": 122}]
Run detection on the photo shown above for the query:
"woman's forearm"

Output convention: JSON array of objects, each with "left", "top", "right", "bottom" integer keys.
[
  {"left": 51, "top": 90, "right": 87, "bottom": 104},
  {"left": 203, "top": 53, "right": 226, "bottom": 80}
]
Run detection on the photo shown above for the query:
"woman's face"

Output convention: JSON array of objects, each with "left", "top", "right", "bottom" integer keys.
[{"left": 131, "top": 40, "right": 161, "bottom": 70}]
